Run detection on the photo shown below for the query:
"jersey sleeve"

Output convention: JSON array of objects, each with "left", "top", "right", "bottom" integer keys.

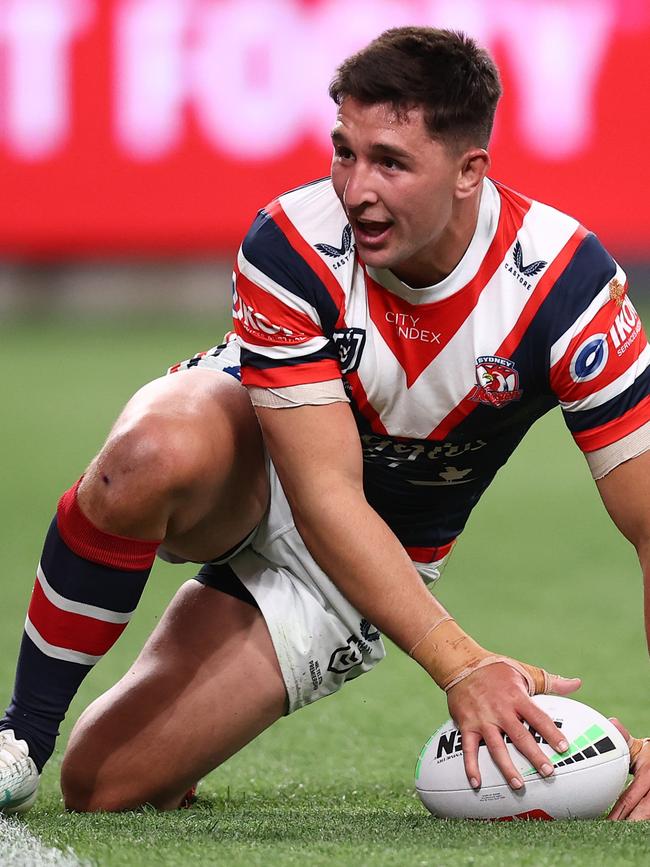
[
  {"left": 232, "top": 201, "right": 344, "bottom": 388},
  {"left": 549, "top": 245, "right": 650, "bottom": 453}
]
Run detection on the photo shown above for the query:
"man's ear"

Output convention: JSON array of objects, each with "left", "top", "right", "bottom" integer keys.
[{"left": 456, "top": 148, "right": 490, "bottom": 199}]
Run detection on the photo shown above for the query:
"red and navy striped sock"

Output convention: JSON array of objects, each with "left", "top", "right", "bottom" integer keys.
[{"left": 0, "top": 481, "right": 160, "bottom": 772}]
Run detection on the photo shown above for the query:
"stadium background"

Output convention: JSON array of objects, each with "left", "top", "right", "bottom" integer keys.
[
  {"left": 2, "top": 0, "right": 650, "bottom": 314},
  {"left": 2, "top": 2, "right": 650, "bottom": 864}
]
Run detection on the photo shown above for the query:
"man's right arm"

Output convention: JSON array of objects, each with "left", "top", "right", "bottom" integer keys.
[{"left": 255, "top": 397, "right": 578, "bottom": 790}]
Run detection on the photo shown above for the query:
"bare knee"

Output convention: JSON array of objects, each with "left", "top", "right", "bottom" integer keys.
[
  {"left": 76, "top": 370, "right": 267, "bottom": 542},
  {"left": 77, "top": 412, "right": 203, "bottom": 539},
  {"left": 61, "top": 713, "right": 184, "bottom": 813}
]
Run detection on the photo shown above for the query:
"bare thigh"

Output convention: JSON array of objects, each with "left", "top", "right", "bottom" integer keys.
[{"left": 61, "top": 580, "right": 288, "bottom": 812}]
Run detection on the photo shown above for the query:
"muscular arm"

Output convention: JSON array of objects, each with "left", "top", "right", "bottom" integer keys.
[
  {"left": 256, "top": 401, "right": 446, "bottom": 647},
  {"left": 255, "top": 400, "right": 576, "bottom": 788},
  {"left": 596, "top": 448, "right": 650, "bottom": 655},
  {"left": 596, "top": 449, "right": 650, "bottom": 820}
]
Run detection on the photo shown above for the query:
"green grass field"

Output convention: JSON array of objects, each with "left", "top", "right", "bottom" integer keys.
[{"left": 1, "top": 316, "right": 649, "bottom": 866}]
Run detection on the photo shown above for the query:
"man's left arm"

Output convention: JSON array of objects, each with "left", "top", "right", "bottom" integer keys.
[{"left": 595, "top": 449, "right": 650, "bottom": 819}]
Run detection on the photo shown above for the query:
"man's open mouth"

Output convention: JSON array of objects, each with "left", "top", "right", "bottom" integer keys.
[{"left": 353, "top": 218, "right": 393, "bottom": 246}]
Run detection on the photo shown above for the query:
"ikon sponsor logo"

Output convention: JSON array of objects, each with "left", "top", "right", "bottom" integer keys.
[
  {"left": 609, "top": 296, "right": 641, "bottom": 357},
  {"left": 385, "top": 312, "right": 441, "bottom": 344},
  {"left": 232, "top": 284, "right": 305, "bottom": 344},
  {"left": 570, "top": 297, "right": 641, "bottom": 382}
]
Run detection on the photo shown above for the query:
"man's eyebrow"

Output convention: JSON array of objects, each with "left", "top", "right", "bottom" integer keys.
[
  {"left": 330, "top": 131, "right": 413, "bottom": 161},
  {"left": 369, "top": 142, "right": 413, "bottom": 161}
]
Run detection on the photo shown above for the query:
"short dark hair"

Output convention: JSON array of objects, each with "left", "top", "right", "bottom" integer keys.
[{"left": 329, "top": 27, "right": 502, "bottom": 149}]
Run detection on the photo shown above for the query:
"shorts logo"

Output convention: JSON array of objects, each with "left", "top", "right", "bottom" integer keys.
[
  {"left": 359, "top": 619, "right": 380, "bottom": 642},
  {"left": 333, "top": 327, "right": 366, "bottom": 373},
  {"left": 327, "top": 638, "right": 362, "bottom": 674},
  {"left": 471, "top": 356, "right": 523, "bottom": 408},
  {"left": 570, "top": 334, "right": 608, "bottom": 382}
]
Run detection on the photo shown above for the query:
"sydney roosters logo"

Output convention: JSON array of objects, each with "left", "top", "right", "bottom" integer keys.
[{"left": 471, "top": 356, "right": 523, "bottom": 408}]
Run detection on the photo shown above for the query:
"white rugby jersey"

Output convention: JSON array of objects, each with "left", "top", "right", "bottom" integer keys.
[{"left": 232, "top": 177, "right": 650, "bottom": 561}]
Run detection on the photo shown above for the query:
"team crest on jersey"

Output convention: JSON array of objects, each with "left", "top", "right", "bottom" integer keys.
[
  {"left": 471, "top": 356, "right": 523, "bottom": 408},
  {"left": 333, "top": 327, "right": 366, "bottom": 373}
]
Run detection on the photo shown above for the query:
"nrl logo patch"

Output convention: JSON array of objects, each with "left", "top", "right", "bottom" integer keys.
[
  {"left": 332, "top": 327, "right": 365, "bottom": 374},
  {"left": 471, "top": 356, "right": 523, "bottom": 408}
]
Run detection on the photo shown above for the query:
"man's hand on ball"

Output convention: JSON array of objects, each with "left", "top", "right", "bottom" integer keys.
[
  {"left": 446, "top": 662, "right": 581, "bottom": 791},
  {"left": 607, "top": 718, "right": 650, "bottom": 820}
]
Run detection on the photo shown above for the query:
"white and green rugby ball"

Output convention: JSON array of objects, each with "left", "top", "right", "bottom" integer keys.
[{"left": 416, "top": 695, "right": 629, "bottom": 820}]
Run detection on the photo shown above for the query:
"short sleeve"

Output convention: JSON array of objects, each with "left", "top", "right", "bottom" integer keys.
[
  {"left": 233, "top": 202, "right": 343, "bottom": 388},
  {"left": 549, "top": 258, "right": 650, "bottom": 452}
]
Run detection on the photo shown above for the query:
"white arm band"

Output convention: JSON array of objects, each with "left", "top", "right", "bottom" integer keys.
[
  {"left": 248, "top": 379, "right": 349, "bottom": 408},
  {"left": 585, "top": 419, "right": 650, "bottom": 479}
]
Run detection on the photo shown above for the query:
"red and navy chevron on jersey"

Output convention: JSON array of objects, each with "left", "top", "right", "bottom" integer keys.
[{"left": 233, "top": 177, "right": 650, "bottom": 558}]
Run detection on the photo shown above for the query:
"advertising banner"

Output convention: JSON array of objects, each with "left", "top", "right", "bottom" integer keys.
[{"left": 1, "top": 0, "right": 647, "bottom": 258}]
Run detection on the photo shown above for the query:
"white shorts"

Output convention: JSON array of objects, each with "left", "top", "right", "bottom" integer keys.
[{"left": 167, "top": 340, "right": 448, "bottom": 713}]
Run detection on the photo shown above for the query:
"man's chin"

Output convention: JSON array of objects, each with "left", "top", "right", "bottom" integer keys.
[{"left": 355, "top": 244, "right": 397, "bottom": 270}]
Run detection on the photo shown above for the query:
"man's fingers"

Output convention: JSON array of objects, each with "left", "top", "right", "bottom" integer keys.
[
  {"left": 608, "top": 773, "right": 650, "bottom": 820},
  {"left": 502, "top": 721, "right": 555, "bottom": 780},
  {"left": 609, "top": 717, "right": 631, "bottom": 743},
  {"left": 461, "top": 730, "right": 482, "bottom": 790},
  {"left": 518, "top": 699, "right": 569, "bottom": 756},
  {"left": 483, "top": 727, "right": 524, "bottom": 790},
  {"left": 625, "top": 802, "right": 650, "bottom": 821},
  {"left": 545, "top": 674, "right": 582, "bottom": 696}
]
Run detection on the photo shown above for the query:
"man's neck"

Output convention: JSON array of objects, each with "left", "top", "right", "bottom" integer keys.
[{"left": 391, "top": 185, "right": 484, "bottom": 289}]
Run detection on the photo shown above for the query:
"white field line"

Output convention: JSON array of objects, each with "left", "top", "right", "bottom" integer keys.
[{"left": 0, "top": 815, "right": 86, "bottom": 867}]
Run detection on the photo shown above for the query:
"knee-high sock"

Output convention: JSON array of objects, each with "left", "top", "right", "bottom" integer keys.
[{"left": 0, "top": 481, "right": 160, "bottom": 772}]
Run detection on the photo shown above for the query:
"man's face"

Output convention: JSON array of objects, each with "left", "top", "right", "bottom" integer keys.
[{"left": 330, "top": 98, "right": 464, "bottom": 286}]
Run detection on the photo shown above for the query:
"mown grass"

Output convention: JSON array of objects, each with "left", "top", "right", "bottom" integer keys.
[{"left": 1, "top": 315, "right": 649, "bottom": 866}]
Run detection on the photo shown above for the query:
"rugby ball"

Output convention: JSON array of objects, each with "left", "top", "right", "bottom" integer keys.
[{"left": 415, "top": 695, "right": 629, "bottom": 820}]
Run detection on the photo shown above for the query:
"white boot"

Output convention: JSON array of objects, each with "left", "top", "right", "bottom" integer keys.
[{"left": 0, "top": 730, "right": 40, "bottom": 815}]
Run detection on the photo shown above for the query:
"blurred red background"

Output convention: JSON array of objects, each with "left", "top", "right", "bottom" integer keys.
[{"left": 1, "top": 0, "right": 647, "bottom": 259}]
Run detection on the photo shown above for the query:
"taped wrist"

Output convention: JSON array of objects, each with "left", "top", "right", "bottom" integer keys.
[
  {"left": 408, "top": 617, "right": 551, "bottom": 695},
  {"left": 628, "top": 736, "right": 650, "bottom": 773}
]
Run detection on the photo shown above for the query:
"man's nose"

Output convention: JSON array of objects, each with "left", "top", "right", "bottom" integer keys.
[{"left": 343, "top": 164, "right": 379, "bottom": 212}]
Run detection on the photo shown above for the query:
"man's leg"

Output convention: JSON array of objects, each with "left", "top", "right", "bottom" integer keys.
[
  {"left": 60, "top": 580, "right": 287, "bottom": 812},
  {"left": 1, "top": 368, "right": 269, "bottom": 802}
]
